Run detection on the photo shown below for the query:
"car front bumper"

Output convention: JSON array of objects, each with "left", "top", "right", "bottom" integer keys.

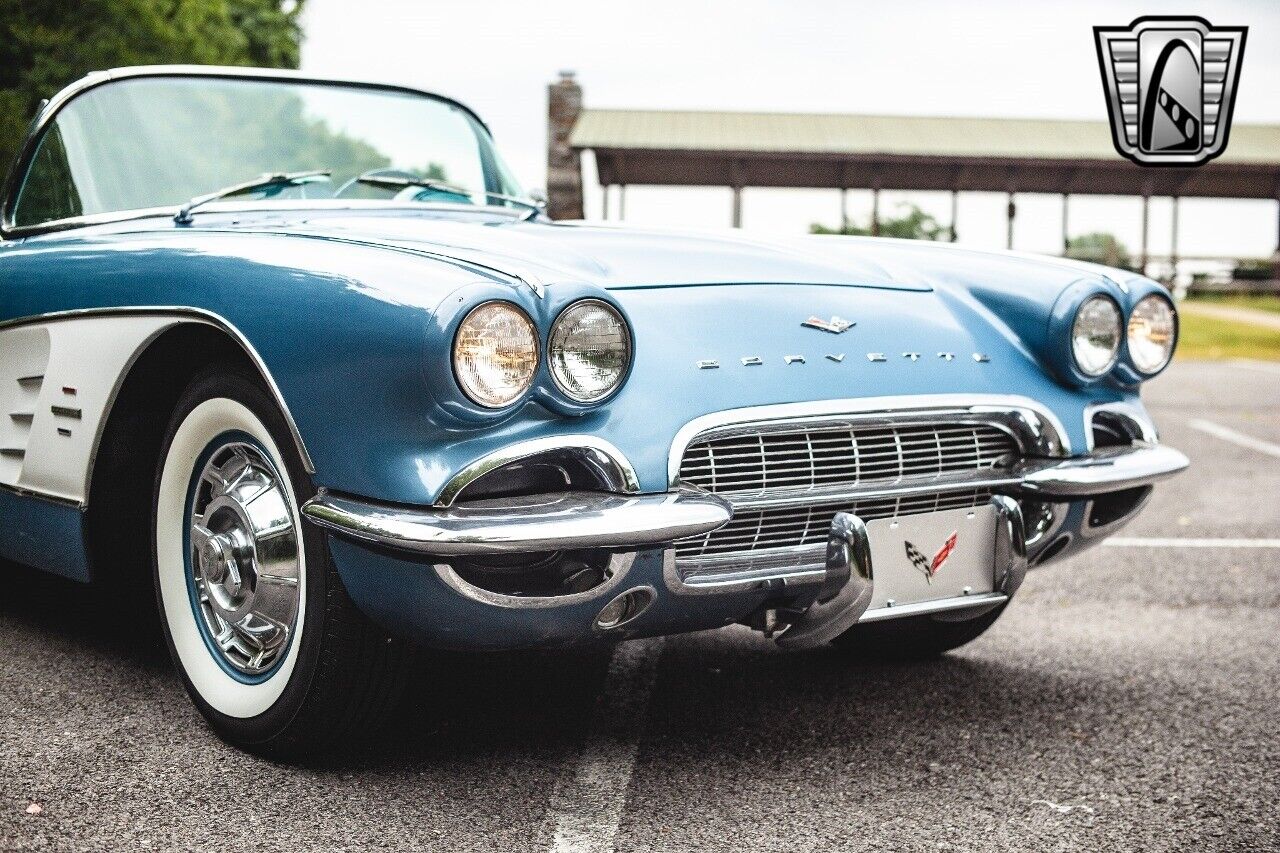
[{"left": 303, "top": 440, "right": 1187, "bottom": 650}]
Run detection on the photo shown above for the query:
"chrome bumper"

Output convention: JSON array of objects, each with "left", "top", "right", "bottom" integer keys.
[
  {"left": 302, "top": 486, "right": 732, "bottom": 557},
  {"left": 302, "top": 441, "right": 1186, "bottom": 557},
  {"left": 1015, "top": 443, "right": 1189, "bottom": 498}
]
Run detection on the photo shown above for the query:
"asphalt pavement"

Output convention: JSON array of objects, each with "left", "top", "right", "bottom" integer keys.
[{"left": 2, "top": 359, "right": 1278, "bottom": 852}]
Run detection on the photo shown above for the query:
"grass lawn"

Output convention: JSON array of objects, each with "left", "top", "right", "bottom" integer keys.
[
  {"left": 1176, "top": 311, "right": 1280, "bottom": 361},
  {"left": 1185, "top": 293, "right": 1280, "bottom": 314}
]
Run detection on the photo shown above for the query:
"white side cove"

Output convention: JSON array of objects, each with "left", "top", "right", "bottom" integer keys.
[{"left": 0, "top": 315, "right": 184, "bottom": 504}]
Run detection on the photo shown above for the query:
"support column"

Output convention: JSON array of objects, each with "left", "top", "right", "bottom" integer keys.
[
  {"left": 1061, "top": 193, "right": 1070, "bottom": 255},
  {"left": 950, "top": 190, "right": 958, "bottom": 242},
  {"left": 545, "top": 71, "right": 584, "bottom": 220},
  {"left": 1169, "top": 196, "right": 1180, "bottom": 285},
  {"left": 601, "top": 184, "right": 610, "bottom": 220},
  {"left": 731, "top": 186, "right": 743, "bottom": 228},
  {"left": 871, "top": 186, "right": 881, "bottom": 237},
  {"left": 840, "top": 188, "right": 850, "bottom": 232},
  {"left": 1006, "top": 192, "right": 1016, "bottom": 250},
  {"left": 618, "top": 184, "right": 626, "bottom": 221},
  {"left": 1274, "top": 197, "right": 1280, "bottom": 281},
  {"left": 1140, "top": 193, "right": 1150, "bottom": 274}
]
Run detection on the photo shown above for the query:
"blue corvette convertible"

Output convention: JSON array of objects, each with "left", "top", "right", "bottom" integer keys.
[{"left": 0, "top": 66, "right": 1187, "bottom": 756}]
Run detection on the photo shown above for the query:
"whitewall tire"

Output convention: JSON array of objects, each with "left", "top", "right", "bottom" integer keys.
[{"left": 152, "top": 368, "right": 408, "bottom": 757}]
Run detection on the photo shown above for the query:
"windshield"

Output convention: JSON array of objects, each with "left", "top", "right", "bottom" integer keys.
[{"left": 10, "top": 75, "right": 526, "bottom": 228}]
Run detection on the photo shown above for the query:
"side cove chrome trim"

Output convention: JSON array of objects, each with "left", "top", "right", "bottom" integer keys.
[
  {"left": 668, "top": 394, "right": 1072, "bottom": 487},
  {"left": 0, "top": 307, "right": 316, "bottom": 487},
  {"left": 434, "top": 435, "right": 642, "bottom": 507}
]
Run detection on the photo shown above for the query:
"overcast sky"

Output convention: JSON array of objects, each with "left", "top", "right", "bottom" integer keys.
[{"left": 301, "top": 0, "right": 1280, "bottom": 268}]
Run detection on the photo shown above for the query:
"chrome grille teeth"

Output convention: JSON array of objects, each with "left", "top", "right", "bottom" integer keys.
[{"left": 676, "top": 420, "right": 1019, "bottom": 572}]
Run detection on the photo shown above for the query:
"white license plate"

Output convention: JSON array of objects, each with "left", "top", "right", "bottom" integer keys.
[{"left": 864, "top": 504, "right": 997, "bottom": 611}]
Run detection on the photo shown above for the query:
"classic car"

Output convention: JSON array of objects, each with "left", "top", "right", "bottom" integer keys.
[{"left": 0, "top": 66, "right": 1187, "bottom": 757}]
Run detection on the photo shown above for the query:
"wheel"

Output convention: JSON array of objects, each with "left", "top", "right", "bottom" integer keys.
[
  {"left": 830, "top": 602, "right": 1008, "bottom": 660},
  {"left": 152, "top": 367, "right": 408, "bottom": 758}
]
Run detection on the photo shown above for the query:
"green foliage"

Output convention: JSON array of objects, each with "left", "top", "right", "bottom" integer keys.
[
  {"left": 1066, "top": 232, "right": 1132, "bottom": 269},
  {"left": 0, "top": 0, "right": 306, "bottom": 177},
  {"left": 811, "top": 203, "right": 947, "bottom": 241}
]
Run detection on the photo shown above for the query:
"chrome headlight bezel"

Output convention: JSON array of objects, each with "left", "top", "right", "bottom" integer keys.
[
  {"left": 1071, "top": 294, "right": 1123, "bottom": 378},
  {"left": 1127, "top": 293, "right": 1178, "bottom": 376},
  {"left": 451, "top": 300, "right": 540, "bottom": 409},
  {"left": 548, "top": 299, "right": 633, "bottom": 404}
]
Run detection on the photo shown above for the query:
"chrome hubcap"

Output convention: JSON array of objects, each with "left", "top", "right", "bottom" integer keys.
[{"left": 189, "top": 441, "right": 300, "bottom": 677}]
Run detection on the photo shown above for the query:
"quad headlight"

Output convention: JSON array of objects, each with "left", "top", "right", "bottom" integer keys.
[
  {"left": 1071, "top": 295, "right": 1122, "bottom": 377},
  {"left": 453, "top": 301, "right": 539, "bottom": 408},
  {"left": 549, "top": 300, "right": 631, "bottom": 403},
  {"left": 1127, "top": 294, "right": 1177, "bottom": 375}
]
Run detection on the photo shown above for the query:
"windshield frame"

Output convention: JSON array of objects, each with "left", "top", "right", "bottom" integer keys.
[{"left": 0, "top": 65, "right": 512, "bottom": 238}]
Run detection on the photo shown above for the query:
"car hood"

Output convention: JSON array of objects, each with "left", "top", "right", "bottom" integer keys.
[{"left": 250, "top": 211, "right": 1132, "bottom": 301}]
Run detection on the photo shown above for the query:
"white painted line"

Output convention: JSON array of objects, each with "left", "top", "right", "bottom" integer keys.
[
  {"left": 1104, "top": 537, "right": 1280, "bottom": 549},
  {"left": 1188, "top": 418, "right": 1280, "bottom": 460},
  {"left": 1230, "top": 358, "right": 1280, "bottom": 377},
  {"left": 545, "top": 638, "right": 664, "bottom": 853}
]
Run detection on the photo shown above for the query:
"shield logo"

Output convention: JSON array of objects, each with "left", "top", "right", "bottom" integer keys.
[{"left": 1094, "top": 16, "right": 1247, "bottom": 167}]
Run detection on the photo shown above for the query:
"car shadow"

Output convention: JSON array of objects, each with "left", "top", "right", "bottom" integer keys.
[{"left": 2, "top": 559, "right": 1104, "bottom": 772}]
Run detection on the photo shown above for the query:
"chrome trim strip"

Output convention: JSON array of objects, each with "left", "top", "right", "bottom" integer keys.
[
  {"left": 1084, "top": 400, "right": 1159, "bottom": 450},
  {"left": 432, "top": 553, "right": 638, "bottom": 610},
  {"left": 1017, "top": 443, "right": 1188, "bottom": 498},
  {"left": 668, "top": 394, "right": 1072, "bottom": 486},
  {"left": 302, "top": 486, "right": 732, "bottom": 556},
  {"left": 0, "top": 306, "right": 316, "bottom": 475},
  {"left": 721, "top": 470, "right": 1022, "bottom": 512},
  {"left": 856, "top": 591, "right": 1009, "bottom": 623},
  {"left": 664, "top": 543, "right": 829, "bottom": 592},
  {"left": 434, "top": 435, "right": 642, "bottom": 507},
  {"left": 1, "top": 65, "right": 493, "bottom": 236}
]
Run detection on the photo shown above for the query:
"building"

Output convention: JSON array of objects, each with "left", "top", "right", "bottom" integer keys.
[{"left": 547, "top": 73, "right": 1280, "bottom": 281}]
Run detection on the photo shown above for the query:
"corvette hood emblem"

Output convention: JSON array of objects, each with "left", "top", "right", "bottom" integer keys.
[
  {"left": 904, "top": 531, "right": 958, "bottom": 583},
  {"left": 802, "top": 315, "right": 853, "bottom": 334}
]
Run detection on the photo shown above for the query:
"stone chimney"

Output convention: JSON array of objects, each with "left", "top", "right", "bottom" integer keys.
[{"left": 546, "top": 71, "right": 584, "bottom": 221}]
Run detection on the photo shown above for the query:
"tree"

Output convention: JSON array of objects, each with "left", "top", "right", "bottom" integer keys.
[
  {"left": 1066, "top": 232, "right": 1133, "bottom": 269},
  {"left": 0, "top": 0, "right": 306, "bottom": 177},
  {"left": 811, "top": 202, "right": 946, "bottom": 241}
]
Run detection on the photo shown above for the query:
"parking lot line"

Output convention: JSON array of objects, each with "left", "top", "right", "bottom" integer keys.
[
  {"left": 1104, "top": 537, "right": 1280, "bottom": 549},
  {"left": 1187, "top": 418, "right": 1280, "bottom": 460},
  {"left": 544, "top": 638, "right": 665, "bottom": 853}
]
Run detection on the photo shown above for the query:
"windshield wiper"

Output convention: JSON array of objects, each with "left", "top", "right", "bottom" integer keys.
[
  {"left": 354, "top": 172, "right": 544, "bottom": 220},
  {"left": 174, "top": 170, "right": 332, "bottom": 224}
]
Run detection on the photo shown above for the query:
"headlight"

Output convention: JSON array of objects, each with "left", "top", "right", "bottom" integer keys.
[
  {"left": 1071, "top": 295, "right": 1122, "bottom": 377},
  {"left": 1127, "top": 294, "right": 1177, "bottom": 374},
  {"left": 453, "top": 301, "right": 539, "bottom": 408},
  {"left": 549, "top": 300, "right": 631, "bottom": 403}
]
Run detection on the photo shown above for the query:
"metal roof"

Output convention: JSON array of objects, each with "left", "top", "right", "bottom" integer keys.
[
  {"left": 570, "top": 109, "right": 1280, "bottom": 200},
  {"left": 571, "top": 109, "right": 1280, "bottom": 166}
]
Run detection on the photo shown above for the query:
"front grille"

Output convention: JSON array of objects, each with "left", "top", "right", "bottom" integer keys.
[
  {"left": 679, "top": 422, "right": 1016, "bottom": 498},
  {"left": 675, "top": 420, "right": 1019, "bottom": 574}
]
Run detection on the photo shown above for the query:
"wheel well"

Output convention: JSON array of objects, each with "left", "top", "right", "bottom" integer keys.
[{"left": 85, "top": 323, "right": 261, "bottom": 587}]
